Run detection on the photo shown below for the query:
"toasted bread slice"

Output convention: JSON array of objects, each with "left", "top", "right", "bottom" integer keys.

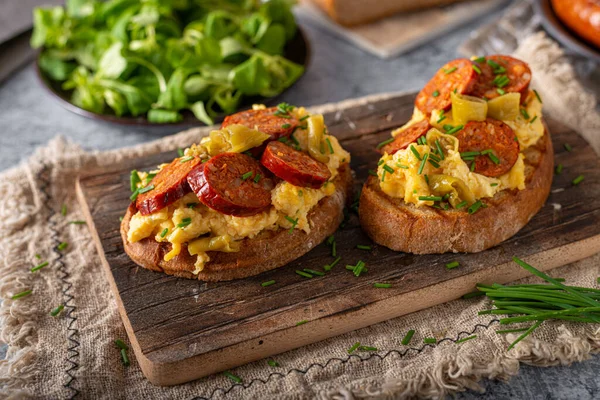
[
  {"left": 359, "top": 130, "right": 553, "bottom": 253},
  {"left": 121, "top": 164, "right": 352, "bottom": 281}
]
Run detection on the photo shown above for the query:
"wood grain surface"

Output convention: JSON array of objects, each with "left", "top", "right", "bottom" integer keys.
[{"left": 77, "top": 93, "right": 600, "bottom": 386}]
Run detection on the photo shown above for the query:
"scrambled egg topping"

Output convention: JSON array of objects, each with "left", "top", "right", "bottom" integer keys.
[
  {"left": 379, "top": 90, "right": 542, "bottom": 207},
  {"left": 128, "top": 106, "right": 350, "bottom": 273}
]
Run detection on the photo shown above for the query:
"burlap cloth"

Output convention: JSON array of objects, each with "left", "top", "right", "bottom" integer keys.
[{"left": 1, "top": 32, "right": 599, "bottom": 399}]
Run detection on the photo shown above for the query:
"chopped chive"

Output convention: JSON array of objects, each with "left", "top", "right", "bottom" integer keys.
[
  {"left": 253, "top": 173, "right": 261, "bottom": 183},
  {"left": 61, "top": 204, "right": 67, "bottom": 216},
  {"left": 295, "top": 270, "right": 313, "bottom": 279},
  {"left": 432, "top": 90, "right": 440, "bottom": 97},
  {"left": 356, "top": 245, "right": 372, "bottom": 251},
  {"left": 353, "top": 261, "right": 367, "bottom": 277},
  {"left": 57, "top": 242, "right": 68, "bottom": 251},
  {"left": 179, "top": 156, "right": 194, "bottom": 163},
  {"left": 303, "top": 268, "right": 325, "bottom": 276},
  {"left": 35, "top": 254, "right": 41, "bottom": 259},
  {"left": 324, "top": 256, "right": 341, "bottom": 271},
  {"left": 50, "top": 304, "right": 64, "bottom": 317},
  {"left": 401, "top": 330, "right": 415, "bottom": 345},
  {"left": 418, "top": 196, "right": 443, "bottom": 202},
  {"left": 130, "top": 170, "right": 141, "bottom": 192},
  {"left": 468, "top": 200, "right": 484, "bottom": 214},
  {"left": 69, "top": 220, "right": 86, "bottom": 225},
  {"left": 496, "top": 327, "right": 529, "bottom": 334},
  {"left": 456, "top": 335, "right": 477, "bottom": 344},
  {"left": 177, "top": 217, "right": 192, "bottom": 228},
  {"left": 435, "top": 140, "right": 445, "bottom": 160},
  {"left": 428, "top": 159, "right": 440, "bottom": 169},
  {"left": 461, "top": 151, "right": 481, "bottom": 158},
  {"left": 241, "top": 171, "right": 253, "bottom": 180},
  {"left": 223, "top": 371, "right": 241, "bottom": 383},
  {"left": 445, "top": 125, "right": 464, "bottom": 135},
  {"left": 474, "top": 56, "right": 486, "bottom": 63},
  {"left": 534, "top": 89, "right": 542, "bottom": 103},
  {"left": 572, "top": 175, "right": 584, "bottom": 185},
  {"left": 378, "top": 159, "right": 385, "bottom": 166},
  {"left": 383, "top": 165, "right": 394, "bottom": 174},
  {"left": 377, "top": 137, "right": 394, "bottom": 149},
  {"left": 159, "top": 228, "right": 168, "bottom": 238},
  {"left": 327, "top": 235, "right": 335, "bottom": 245},
  {"left": 437, "top": 115, "right": 447, "bottom": 124},
  {"left": 177, "top": 148, "right": 184, "bottom": 157},
  {"left": 470, "top": 161, "right": 476, "bottom": 172},
  {"left": 326, "top": 138, "right": 334, "bottom": 154},
  {"left": 281, "top": 123, "right": 291, "bottom": 129},
  {"left": 267, "top": 359, "right": 279, "bottom": 367},
  {"left": 396, "top": 164, "right": 409, "bottom": 169},
  {"left": 285, "top": 216, "right": 299, "bottom": 233},
  {"left": 31, "top": 261, "right": 49, "bottom": 272},
  {"left": 410, "top": 145, "right": 422, "bottom": 161},
  {"left": 520, "top": 108, "right": 530, "bottom": 120},
  {"left": 187, "top": 203, "right": 198, "bottom": 209},
  {"left": 119, "top": 216, "right": 123, "bottom": 222},
  {"left": 299, "top": 115, "right": 310, "bottom": 121},
  {"left": 490, "top": 183, "right": 499, "bottom": 187},
  {"left": 368, "top": 169, "right": 377, "bottom": 176},
  {"left": 296, "top": 320, "right": 308, "bottom": 326},
  {"left": 487, "top": 153, "right": 500, "bottom": 165},
  {"left": 261, "top": 280, "right": 276, "bottom": 287},
  {"left": 555, "top": 164, "right": 563, "bottom": 174},
  {"left": 138, "top": 185, "right": 155, "bottom": 194},
  {"left": 11, "top": 289, "right": 32, "bottom": 300},
  {"left": 446, "top": 261, "right": 460, "bottom": 269},
  {"left": 347, "top": 342, "right": 361, "bottom": 354},
  {"left": 444, "top": 66, "right": 458, "bottom": 75},
  {"left": 130, "top": 188, "right": 140, "bottom": 201},
  {"left": 472, "top": 64, "right": 482, "bottom": 74},
  {"left": 417, "top": 153, "right": 429, "bottom": 175},
  {"left": 497, "top": 88, "right": 506, "bottom": 95},
  {"left": 374, "top": 283, "right": 392, "bottom": 288},
  {"left": 486, "top": 59, "right": 500, "bottom": 68},
  {"left": 381, "top": 169, "right": 387, "bottom": 182},
  {"left": 564, "top": 143, "right": 572, "bottom": 152},
  {"left": 423, "top": 337, "right": 436, "bottom": 344},
  {"left": 530, "top": 115, "right": 538, "bottom": 124},
  {"left": 481, "top": 149, "right": 493, "bottom": 155},
  {"left": 359, "top": 346, "right": 378, "bottom": 351},
  {"left": 115, "top": 339, "right": 129, "bottom": 350},
  {"left": 120, "top": 348, "right": 130, "bottom": 367},
  {"left": 443, "top": 124, "right": 454, "bottom": 131}
]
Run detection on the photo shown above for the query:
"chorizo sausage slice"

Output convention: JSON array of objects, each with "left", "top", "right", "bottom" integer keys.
[
  {"left": 454, "top": 119, "right": 519, "bottom": 178},
  {"left": 136, "top": 156, "right": 203, "bottom": 216},
  {"left": 415, "top": 59, "right": 478, "bottom": 115},
  {"left": 187, "top": 153, "right": 274, "bottom": 217},
  {"left": 261, "top": 141, "right": 332, "bottom": 189},
  {"left": 221, "top": 107, "right": 299, "bottom": 140},
  {"left": 470, "top": 55, "right": 531, "bottom": 102},
  {"left": 379, "top": 120, "right": 431, "bottom": 155}
]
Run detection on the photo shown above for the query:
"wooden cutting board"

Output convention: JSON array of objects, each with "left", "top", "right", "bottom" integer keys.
[{"left": 77, "top": 93, "right": 600, "bottom": 386}]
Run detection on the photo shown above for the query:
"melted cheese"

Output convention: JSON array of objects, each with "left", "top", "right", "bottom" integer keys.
[
  {"left": 127, "top": 107, "right": 349, "bottom": 273},
  {"left": 379, "top": 90, "right": 542, "bottom": 207}
]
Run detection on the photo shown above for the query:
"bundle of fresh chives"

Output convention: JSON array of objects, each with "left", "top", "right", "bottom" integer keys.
[{"left": 477, "top": 257, "right": 600, "bottom": 350}]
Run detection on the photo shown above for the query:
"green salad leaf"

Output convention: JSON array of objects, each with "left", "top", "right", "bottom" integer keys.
[{"left": 32, "top": 0, "right": 303, "bottom": 123}]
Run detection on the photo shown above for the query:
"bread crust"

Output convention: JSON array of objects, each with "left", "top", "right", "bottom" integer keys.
[
  {"left": 359, "top": 129, "right": 553, "bottom": 253},
  {"left": 121, "top": 164, "right": 352, "bottom": 281}
]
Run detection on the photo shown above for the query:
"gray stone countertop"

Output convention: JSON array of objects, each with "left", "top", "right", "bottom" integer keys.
[{"left": 0, "top": 4, "right": 598, "bottom": 399}]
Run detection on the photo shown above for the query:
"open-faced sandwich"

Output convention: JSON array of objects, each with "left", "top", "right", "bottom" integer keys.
[
  {"left": 360, "top": 55, "right": 553, "bottom": 253},
  {"left": 121, "top": 104, "right": 352, "bottom": 281}
]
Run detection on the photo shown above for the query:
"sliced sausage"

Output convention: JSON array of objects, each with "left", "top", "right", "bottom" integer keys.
[
  {"left": 470, "top": 55, "right": 531, "bottom": 102},
  {"left": 187, "top": 153, "right": 274, "bottom": 217},
  {"left": 221, "top": 107, "right": 299, "bottom": 140},
  {"left": 261, "top": 141, "right": 331, "bottom": 189},
  {"left": 379, "top": 119, "right": 431, "bottom": 155},
  {"left": 136, "top": 156, "right": 203, "bottom": 216},
  {"left": 454, "top": 119, "right": 519, "bottom": 177},
  {"left": 415, "top": 59, "right": 478, "bottom": 115}
]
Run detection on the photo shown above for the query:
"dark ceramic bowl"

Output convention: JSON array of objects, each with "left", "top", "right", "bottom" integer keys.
[
  {"left": 35, "top": 28, "right": 310, "bottom": 127},
  {"left": 535, "top": 0, "right": 600, "bottom": 63}
]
